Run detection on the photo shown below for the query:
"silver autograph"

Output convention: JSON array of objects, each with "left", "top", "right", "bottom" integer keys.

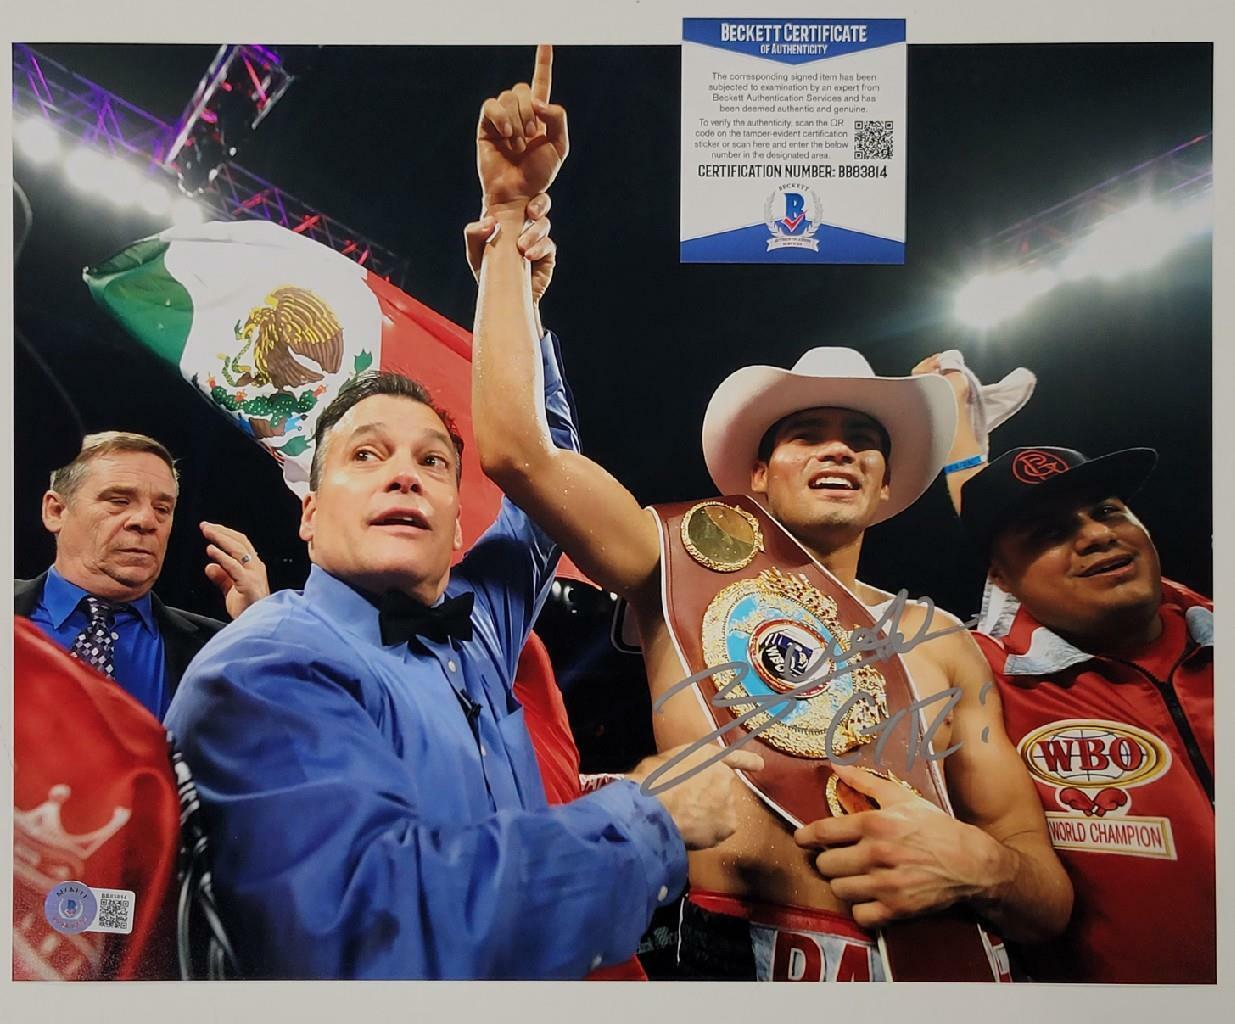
[{"left": 639, "top": 590, "right": 979, "bottom": 797}]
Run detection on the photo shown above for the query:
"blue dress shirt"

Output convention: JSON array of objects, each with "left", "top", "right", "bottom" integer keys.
[
  {"left": 166, "top": 333, "right": 686, "bottom": 979},
  {"left": 30, "top": 566, "right": 169, "bottom": 719}
]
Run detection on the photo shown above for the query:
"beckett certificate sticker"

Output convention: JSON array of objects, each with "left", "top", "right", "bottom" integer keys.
[{"left": 681, "top": 18, "right": 906, "bottom": 264}]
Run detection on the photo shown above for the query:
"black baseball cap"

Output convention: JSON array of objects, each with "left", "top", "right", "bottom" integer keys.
[{"left": 960, "top": 446, "right": 1158, "bottom": 559}]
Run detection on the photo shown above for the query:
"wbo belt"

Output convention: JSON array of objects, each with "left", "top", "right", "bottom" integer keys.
[{"left": 650, "top": 494, "right": 1004, "bottom": 982}]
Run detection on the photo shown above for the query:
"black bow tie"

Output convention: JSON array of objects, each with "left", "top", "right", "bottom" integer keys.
[{"left": 377, "top": 590, "right": 474, "bottom": 646}]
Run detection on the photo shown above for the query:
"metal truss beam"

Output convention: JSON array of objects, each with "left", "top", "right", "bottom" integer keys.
[
  {"left": 164, "top": 44, "right": 294, "bottom": 168},
  {"left": 978, "top": 133, "right": 1212, "bottom": 268},
  {"left": 12, "top": 44, "right": 408, "bottom": 286},
  {"left": 13, "top": 43, "right": 175, "bottom": 166}
]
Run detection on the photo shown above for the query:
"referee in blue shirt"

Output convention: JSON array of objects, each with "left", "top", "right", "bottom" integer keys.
[{"left": 166, "top": 326, "right": 760, "bottom": 978}]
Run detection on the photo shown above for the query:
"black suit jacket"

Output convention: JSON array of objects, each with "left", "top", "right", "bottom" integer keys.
[{"left": 14, "top": 573, "right": 225, "bottom": 700}]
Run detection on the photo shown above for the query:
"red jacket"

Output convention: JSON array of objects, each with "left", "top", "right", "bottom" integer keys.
[
  {"left": 15, "top": 617, "right": 644, "bottom": 982},
  {"left": 13, "top": 618, "right": 181, "bottom": 980},
  {"left": 973, "top": 580, "right": 1214, "bottom": 983}
]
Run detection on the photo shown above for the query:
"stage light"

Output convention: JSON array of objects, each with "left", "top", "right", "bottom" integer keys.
[
  {"left": 139, "top": 178, "right": 173, "bottom": 216},
  {"left": 1061, "top": 202, "right": 1167, "bottom": 281},
  {"left": 955, "top": 267, "right": 1058, "bottom": 330},
  {"left": 1174, "top": 193, "right": 1212, "bottom": 238},
  {"left": 64, "top": 145, "right": 106, "bottom": 193},
  {"left": 98, "top": 156, "right": 148, "bottom": 207},
  {"left": 957, "top": 191, "right": 1211, "bottom": 328},
  {"left": 16, "top": 117, "right": 61, "bottom": 164},
  {"left": 172, "top": 196, "right": 205, "bottom": 226},
  {"left": 1058, "top": 195, "right": 1211, "bottom": 283},
  {"left": 954, "top": 274, "right": 997, "bottom": 329}
]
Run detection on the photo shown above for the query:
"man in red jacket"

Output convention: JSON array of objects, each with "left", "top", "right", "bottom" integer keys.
[
  {"left": 13, "top": 617, "right": 183, "bottom": 980},
  {"left": 919, "top": 356, "right": 1214, "bottom": 983},
  {"left": 13, "top": 617, "right": 240, "bottom": 981}
]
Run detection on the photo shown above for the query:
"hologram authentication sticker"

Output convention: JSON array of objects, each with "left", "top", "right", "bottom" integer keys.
[{"left": 44, "top": 881, "right": 136, "bottom": 935}]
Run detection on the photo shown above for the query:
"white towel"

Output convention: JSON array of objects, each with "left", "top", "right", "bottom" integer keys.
[{"left": 937, "top": 350, "right": 1037, "bottom": 458}]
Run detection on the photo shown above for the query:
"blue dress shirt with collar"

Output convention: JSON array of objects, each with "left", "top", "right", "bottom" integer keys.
[
  {"left": 30, "top": 566, "right": 169, "bottom": 719},
  {"left": 166, "top": 333, "right": 686, "bottom": 979}
]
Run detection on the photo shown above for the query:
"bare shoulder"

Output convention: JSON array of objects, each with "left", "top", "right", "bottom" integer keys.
[
  {"left": 855, "top": 580, "right": 966, "bottom": 633},
  {"left": 857, "top": 581, "right": 986, "bottom": 685}
]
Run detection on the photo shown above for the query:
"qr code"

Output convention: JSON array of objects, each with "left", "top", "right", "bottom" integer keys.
[
  {"left": 88, "top": 887, "right": 135, "bottom": 934},
  {"left": 854, "top": 120, "right": 894, "bottom": 160},
  {"left": 97, "top": 895, "right": 127, "bottom": 929}
]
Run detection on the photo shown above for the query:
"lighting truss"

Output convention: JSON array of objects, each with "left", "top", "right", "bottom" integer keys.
[
  {"left": 13, "top": 43, "right": 174, "bottom": 166},
  {"left": 975, "top": 134, "right": 1212, "bottom": 269},
  {"left": 12, "top": 44, "right": 408, "bottom": 286},
  {"left": 164, "top": 44, "right": 294, "bottom": 169},
  {"left": 953, "top": 134, "right": 1212, "bottom": 329}
]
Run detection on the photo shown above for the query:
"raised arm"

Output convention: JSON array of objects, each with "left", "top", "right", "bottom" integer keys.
[
  {"left": 911, "top": 351, "right": 1036, "bottom": 512},
  {"left": 912, "top": 354, "right": 983, "bottom": 512},
  {"left": 471, "top": 45, "right": 661, "bottom": 600},
  {"left": 464, "top": 191, "right": 556, "bottom": 340}
]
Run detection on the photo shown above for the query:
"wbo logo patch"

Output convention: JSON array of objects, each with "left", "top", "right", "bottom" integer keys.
[
  {"left": 700, "top": 567, "right": 888, "bottom": 757},
  {"left": 1019, "top": 719, "right": 1171, "bottom": 791},
  {"left": 749, "top": 618, "right": 830, "bottom": 698},
  {"left": 1018, "top": 719, "right": 1177, "bottom": 860}
]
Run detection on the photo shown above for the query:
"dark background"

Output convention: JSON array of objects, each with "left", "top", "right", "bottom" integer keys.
[{"left": 13, "top": 43, "right": 1213, "bottom": 773}]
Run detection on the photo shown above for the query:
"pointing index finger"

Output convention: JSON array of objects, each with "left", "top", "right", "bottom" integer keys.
[{"left": 531, "top": 43, "right": 553, "bottom": 103}]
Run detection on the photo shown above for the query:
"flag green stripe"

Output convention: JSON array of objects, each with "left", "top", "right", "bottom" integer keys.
[{"left": 83, "top": 238, "right": 193, "bottom": 366}]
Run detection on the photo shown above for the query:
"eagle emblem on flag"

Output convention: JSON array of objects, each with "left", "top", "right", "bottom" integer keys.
[{"left": 230, "top": 286, "right": 345, "bottom": 391}]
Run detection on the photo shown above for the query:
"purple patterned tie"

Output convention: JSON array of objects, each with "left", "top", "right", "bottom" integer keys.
[{"left": 69, "top": 596, "right": 119, "bottom": 678}]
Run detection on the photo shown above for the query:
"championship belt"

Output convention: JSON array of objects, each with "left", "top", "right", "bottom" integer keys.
[{"left": 651, "top": 495, "right": 1002, "bottom": 982}]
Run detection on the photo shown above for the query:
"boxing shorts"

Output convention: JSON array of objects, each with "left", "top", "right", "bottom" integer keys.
[{"left": 677, "top": 890, "right": 887, "bottom": 982}]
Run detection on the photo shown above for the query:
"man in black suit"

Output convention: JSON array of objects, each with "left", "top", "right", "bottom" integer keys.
[{"left": 16, "top": 430, "right": 270, "bottom": 720}]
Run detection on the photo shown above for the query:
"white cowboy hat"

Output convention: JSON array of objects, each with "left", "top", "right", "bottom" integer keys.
[{"left": 701, "top": 347, "right": 957, "bottom": 525}]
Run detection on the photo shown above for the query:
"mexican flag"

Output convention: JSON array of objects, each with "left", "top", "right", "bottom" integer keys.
[{"left": 83, "top": 219, "right": 582, "bottom": 576}]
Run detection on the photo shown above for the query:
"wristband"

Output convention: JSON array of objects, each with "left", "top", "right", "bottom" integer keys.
[{"left": 944, "top": 454, "right": 985, "bottom": 475}]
